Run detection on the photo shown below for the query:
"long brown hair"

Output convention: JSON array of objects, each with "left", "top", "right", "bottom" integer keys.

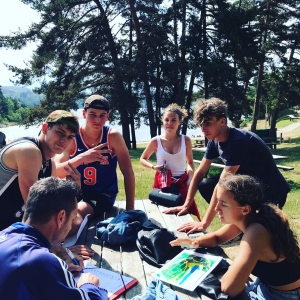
[{"left": 219, "top": 174, "right": 299, "bottom": 261}]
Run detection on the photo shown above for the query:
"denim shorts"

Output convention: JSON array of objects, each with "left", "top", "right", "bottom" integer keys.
[{"left": 246, "top": 278, "right": 300, "bottom": 300}]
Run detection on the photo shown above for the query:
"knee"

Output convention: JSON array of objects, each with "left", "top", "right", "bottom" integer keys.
[{"left": 67, "top": 213, "right": 83, "bottom": 237}]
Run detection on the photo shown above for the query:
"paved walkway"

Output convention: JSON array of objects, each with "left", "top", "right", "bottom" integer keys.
[{"left": 277, "top": 122, "right": 300, "bottom": 133}]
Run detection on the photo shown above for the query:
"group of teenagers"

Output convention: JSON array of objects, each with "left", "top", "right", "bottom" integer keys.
[{"left": 0, "top": 95, "right": 298, "bottom": 299}]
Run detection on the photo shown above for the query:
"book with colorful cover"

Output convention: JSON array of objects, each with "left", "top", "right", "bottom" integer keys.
[
  {"left": 75, "top": 262, "right": 138, "bottom": 300},
  {"left": 155, "top": 249, "right": 222, "bottom": 291}
]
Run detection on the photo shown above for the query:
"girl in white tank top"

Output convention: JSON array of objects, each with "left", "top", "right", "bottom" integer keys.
[{"left": 140, "top": 103, "right": 194, "bottom": 187}]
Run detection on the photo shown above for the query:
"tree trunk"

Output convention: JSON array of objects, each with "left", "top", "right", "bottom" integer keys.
[
  {"left": 250, "top": 0, "right": 271, "bottom": 133},
  {"left": 178, "top": 0, "right": 187, "bottom": 107},
  {"left": 93, "top": 0, "right": 131, "bottom": 147},
  {"left": 270, "top": 39, "right": 297, "bottom": 130},
  {"left": 129, "top": 0, "right": 156, "bottom": 138}
]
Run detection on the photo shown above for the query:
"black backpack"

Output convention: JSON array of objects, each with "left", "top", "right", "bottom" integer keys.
[{"left": 136, "top": 228, "right": 182, "bottom": 268}]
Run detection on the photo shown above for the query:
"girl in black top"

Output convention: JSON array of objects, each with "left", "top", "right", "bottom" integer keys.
[{"left": 170, "top": 174, "right": 300, "bottom": 299}]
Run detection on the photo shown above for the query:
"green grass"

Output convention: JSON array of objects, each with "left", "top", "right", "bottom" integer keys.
[
  {"left": 116, "top": 125, "right": 300, "bottom": 241},
  {"left": 255, "top": 118, "right": 300, "bottom": 129}
]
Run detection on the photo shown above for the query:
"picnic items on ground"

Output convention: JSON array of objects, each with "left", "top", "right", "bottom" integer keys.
[
  {"left": 136, "top": 228, "right": 182, "bottom": 268},
  {"left": 155, "top": 249, "right": 222, "bottom": 291},
  {"left": 74, "top": 262, "right": 137, "bottom": 300},
  {"left": 96, "top": 210, "right": 159, "bottom": 245}
]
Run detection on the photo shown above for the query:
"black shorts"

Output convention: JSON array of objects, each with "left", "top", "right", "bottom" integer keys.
[{"left": 82, "top": 192, "right": 116, "bottom": 218}]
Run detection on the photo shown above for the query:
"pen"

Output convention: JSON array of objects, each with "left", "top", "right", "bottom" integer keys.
[{"left": 65, "top": 248, "right": 83, "bottom": 273}]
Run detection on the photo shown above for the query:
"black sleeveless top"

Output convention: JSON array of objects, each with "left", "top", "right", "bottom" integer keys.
[
  {"left": 0, "top": 137, "right": 52, "bottom": 230},
  {"left": 251, "top": 220, "right": 300, "bottom": 286}
]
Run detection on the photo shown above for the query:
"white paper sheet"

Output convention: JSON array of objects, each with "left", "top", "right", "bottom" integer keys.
[{"left": 63, "top": 214, "right": 90, "bottom": 247}]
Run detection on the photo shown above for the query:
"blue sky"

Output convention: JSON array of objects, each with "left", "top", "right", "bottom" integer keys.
[{"left": 0, "top": 0, "right": 39, "bottom": 87}]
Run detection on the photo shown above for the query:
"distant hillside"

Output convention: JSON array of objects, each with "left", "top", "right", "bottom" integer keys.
[{"left": 1, "top": 86, "right": 43, "bottom": 106}]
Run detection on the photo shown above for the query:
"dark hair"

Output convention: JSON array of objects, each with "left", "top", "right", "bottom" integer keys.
[
  {"left": 23, "top": 177, "right": 79, "bottom": 224},
  {"left": 193, "top": 98, "right": 227, "bottom": 126},
  {"left": 47, "top": 120, "right": 78, "bottom": 134},
  {"left": 219, "top": 174, "right": 300, "bottom": 261}
]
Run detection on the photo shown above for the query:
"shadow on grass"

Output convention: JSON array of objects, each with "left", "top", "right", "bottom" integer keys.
[
  {"left": 272, "top": 139, "right": 300, "bottom": 164},
  {"left": 286, "top": 180, "right": 300, "bottom": 192}
]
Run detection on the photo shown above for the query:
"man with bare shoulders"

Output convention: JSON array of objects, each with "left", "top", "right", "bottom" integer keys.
[
  {"left": 0, "top": 110, "right": 81, "bottom": 231},
  {"left": 54, "top": 95, "right": 135, "bottom": 226}
]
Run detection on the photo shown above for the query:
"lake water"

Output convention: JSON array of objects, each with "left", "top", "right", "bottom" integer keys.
[{"left": 1, "top": 109, "right": 203, "bottom": 143}]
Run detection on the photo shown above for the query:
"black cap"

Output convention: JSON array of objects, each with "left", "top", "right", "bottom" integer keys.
[{"left": 84, "top": 95, "right": 109, "bottom": 111}]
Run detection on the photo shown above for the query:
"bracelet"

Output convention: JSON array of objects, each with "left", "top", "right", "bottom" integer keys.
[{"left": 151, "top": 165, "right": 154, "bottom": 169}]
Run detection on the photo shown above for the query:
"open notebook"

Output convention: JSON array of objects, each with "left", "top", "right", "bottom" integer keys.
[{"left": 75, "top": 262, "right": 138, "bottom": 300}]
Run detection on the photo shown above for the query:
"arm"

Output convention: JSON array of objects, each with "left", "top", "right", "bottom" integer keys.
[
  {"left": 10, "top": 144, "right": 43, "bottom": 202},
  {"left": 110, "top": 130, "right": 135, "bottom": 210},
  {"left": 200, "top": 165, "right": 240, "bottom": 230},
  {"left": 28, "top": 253, "right": 107, "bottom": 300},
  {"left": 185, "top": 136, "right": 194, "bottom": 187},
  {"left": 170, "top": 224, "right": 242, "bottom": 248},
  {"left": 175, "top": 164, "right": 239, "bottom": 234},
  {"left": 221, "top": 224, "right": 267, "bottom": 297},
  {"left": 139, "top": 138, "right": 164, "bottom": 171},
  {"left": 163, "top": 157, "right": 212, "bottom": 216},
  {"left": 54, "top": 142, "right": 111, "bottom": 178}
]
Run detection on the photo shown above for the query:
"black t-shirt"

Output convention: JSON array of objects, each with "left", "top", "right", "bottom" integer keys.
[{"left": 205, "top": 128, "right": 290, "bottom": 202}]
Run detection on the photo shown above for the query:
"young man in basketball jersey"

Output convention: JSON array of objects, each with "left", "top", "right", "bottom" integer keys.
[
  {"left": 54, "top": 95, "right": 135, "bottom": 229},
  {"left": 0, "top": 110, "right": 80, "bottom": 231}
]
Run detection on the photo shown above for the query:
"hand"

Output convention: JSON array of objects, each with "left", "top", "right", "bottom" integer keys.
[
  {"left": 68, "top": 245, "right": 95, "bottom": 260},
  {"left": 177, "top": 221, "right": 207, "bottom": 234},
  {"left": 152, "top": 163, "right": 164, "bottom": 171},
  {"left": 80, "top": 143, "right": 112, "bottom": 165},
  {"left": 163, "top": 205, "right": 189, "bottom": 216},
  {"left": 170, "top": 238, "right": 199, "bottom": 248},
  {"left": 77, "top": 273, "right": 99, "bottom": 288},
  {"left": 65, "top": 253, "right": 84, "bottom": 273},
  {"left": 65, "top": 162, "right": 81, "bottom": 187}
]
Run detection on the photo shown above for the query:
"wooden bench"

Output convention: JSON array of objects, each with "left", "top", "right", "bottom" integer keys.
[
  {"left": 76, "top": 200, "right": 229, "bottom": 300},
  {"left": 193, "top": 139, "right": 205, "bottom": 148},
  {"left": 261, "top": 136, "right": 280, "bottom": 149}
]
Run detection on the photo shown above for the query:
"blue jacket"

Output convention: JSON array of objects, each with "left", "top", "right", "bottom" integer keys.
[
  {"left": 0, "top": 223, "right": 108, "bottom": 300},
  {"left": 96, "top": 210, "right": 158, "bottom": 245}
]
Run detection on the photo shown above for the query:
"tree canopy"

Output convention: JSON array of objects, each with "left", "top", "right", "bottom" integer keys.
[{"left": 1, "top": 0, "right": 300, "bottom": 147}]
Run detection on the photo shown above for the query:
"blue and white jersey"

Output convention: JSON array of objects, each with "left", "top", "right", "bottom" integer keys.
[{"left": 71, "top": 126, "right": 118, "bottom": 202}]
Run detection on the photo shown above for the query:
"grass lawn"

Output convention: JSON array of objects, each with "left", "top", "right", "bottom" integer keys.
[{"left": 116, "top": 120, "right": 300, "bottom": 259}]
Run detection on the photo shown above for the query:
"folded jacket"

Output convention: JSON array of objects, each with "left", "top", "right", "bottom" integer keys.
[{"left": 96, "top": 210, "right": 159, "bottom": 245}]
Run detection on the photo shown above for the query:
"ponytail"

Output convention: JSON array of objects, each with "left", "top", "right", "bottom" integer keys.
[{"left": 257, "top": 204, "right": 300, "bottom": 262}]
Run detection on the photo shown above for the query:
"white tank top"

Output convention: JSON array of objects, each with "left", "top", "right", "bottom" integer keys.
[{"left": 156, "top": 135, "right": 186, "bottom": 177}]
